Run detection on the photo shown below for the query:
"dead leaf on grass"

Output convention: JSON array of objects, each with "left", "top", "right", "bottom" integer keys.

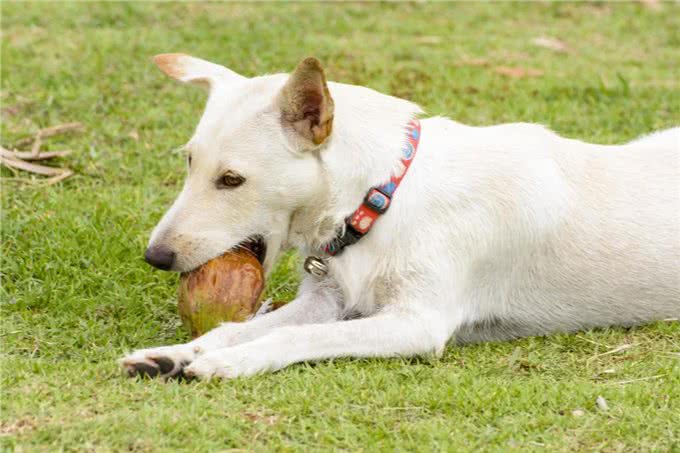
[
  {"left": 0, "top": 418, "right": 39, "bottom": 436},
  {"left": 454, "top": 58, "right": 490, "bottom": 67},
  {"left": 415, "top": 35, "right": 442, "bottom": 45},
  {"left": 532, "top": 36, "right": 571, "bottom": 53},
  {"left": 2, "top": 103, "right": 26, "bottom": 117},
  {"left": 494, "top": 66, "right": 544, "bottom": 78},
  {"left": 639, "top": 0, "right": 661, "bottom": 10},
  {"left": 596, "top": 395, "right": 609, "bottom": 411},
  {"left": 243, "top": 412, "right": 280, "bottom": 425}
]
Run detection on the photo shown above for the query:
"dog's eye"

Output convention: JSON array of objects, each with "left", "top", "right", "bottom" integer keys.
[
  {"left": 217, "top": 171, "right": 246, "bottom": 189},
  {"left": 188, "top": 155, "right": 192, "bottom": 167}
]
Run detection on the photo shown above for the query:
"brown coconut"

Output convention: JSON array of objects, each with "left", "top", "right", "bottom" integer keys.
[{"left": 178, "top": 249, "right": 265, "bottom": 338}]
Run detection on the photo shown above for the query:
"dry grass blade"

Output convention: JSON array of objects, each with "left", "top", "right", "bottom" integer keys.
[
  {"left": 414, "top": 36, "right": 442, "bottom": 45},
  {"left": 494, "top": 66, "right": 544, "bottom": 78},
  {"left": 0, "top": 147, "right": 72, "bottom": 161},
  {"left": 0, "top": 156, "right": 68, "bottom": 176},
  {"left": 30, "top": 135, "right": 42, "bottom": 157},
  {"left": 39, "top": 122, "right": 85, "bottom": 137},
  {"left": 13, "top": 122, "right": 85, "bottom": 148},
  {"left": 454, "top": 58, "right": 490, "bottom": 67},
  {"left": 599, "top": 343, "right": 634, "bottom": 356},
  {"left": 586, "top": 343, "right": 634, "bottom": 364},
  {"left": 1, "top": 122, "right": 80, "bottom": 185},
  {"left": 532, "top": 36, "right": 571, "bottom": 53},
  {"left": 45, "top": 169, "right": 74, "bottom": 185},
  {"left": 606, "top": 374, "right": 665, "bottom": 385}
]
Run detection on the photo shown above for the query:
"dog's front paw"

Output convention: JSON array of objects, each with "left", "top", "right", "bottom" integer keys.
[
  {"left": 120, "top": 344, "right": 198, "bottom": 379},
  {"left": 184, "top": 346, "right": 272, "bottom": 380}
]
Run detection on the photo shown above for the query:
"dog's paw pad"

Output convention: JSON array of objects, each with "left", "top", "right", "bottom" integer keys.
[
  {"left": 125, "top": 360, "right": 160, "bottom": 378},
  {"left": 149, "top": 356, "right": 176, "bottom": 375},
  {"left": 121, "top": 345, "right": 197, "bottom": 379}
]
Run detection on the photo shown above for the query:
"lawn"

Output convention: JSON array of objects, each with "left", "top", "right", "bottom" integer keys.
[{"left": 2, "top": 2, "right": 679, "bottom": 451}]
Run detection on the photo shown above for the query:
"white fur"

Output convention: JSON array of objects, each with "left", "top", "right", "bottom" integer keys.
[{"left": 122, "top": 56, "right": 680, "bottom": 379}]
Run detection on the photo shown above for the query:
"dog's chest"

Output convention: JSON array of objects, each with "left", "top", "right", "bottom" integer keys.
[{"left": 329, "top": 255, "right": 404, "bottom": 317}]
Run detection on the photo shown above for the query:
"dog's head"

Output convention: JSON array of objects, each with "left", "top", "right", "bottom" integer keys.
[{"left": 144, "top": 55, "right": 334, "bottom": 273}]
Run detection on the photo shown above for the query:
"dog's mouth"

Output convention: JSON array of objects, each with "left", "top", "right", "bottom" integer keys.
[{"left": 236, "top": 235, "right": 267, "bottom": 265}]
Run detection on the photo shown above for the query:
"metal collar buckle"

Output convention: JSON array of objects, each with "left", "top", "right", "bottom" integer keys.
[{"left": 304, "top": 255, "right": 329, "bottom": 277}]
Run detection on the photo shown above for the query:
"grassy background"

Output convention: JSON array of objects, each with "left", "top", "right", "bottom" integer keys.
[{"left": 2, "top": 2, "right": 679, "bottom": 451}]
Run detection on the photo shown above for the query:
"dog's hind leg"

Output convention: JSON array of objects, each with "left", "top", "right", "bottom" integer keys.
[
  {"left": 184, "top": 306, "right": 451, "bottom": 379},
  {"left": 120, "top": 278, "right": 342, "bottom": 379}
]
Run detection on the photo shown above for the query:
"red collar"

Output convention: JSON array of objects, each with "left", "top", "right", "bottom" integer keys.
[{"left": 304, "top": 119, "right": 421, "bottom": 277}]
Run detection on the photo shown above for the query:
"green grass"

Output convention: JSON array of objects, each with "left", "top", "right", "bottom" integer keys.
[{"left": 2, "top": 2, "right": 679, "bottom": 451}]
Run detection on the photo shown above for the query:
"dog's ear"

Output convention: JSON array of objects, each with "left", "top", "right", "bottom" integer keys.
[
  {"left": 153, "top": 54, "right": 245, "bottom": 89},
  {"left": 280, "top": 57, "right": 334, "bottom": 147}
]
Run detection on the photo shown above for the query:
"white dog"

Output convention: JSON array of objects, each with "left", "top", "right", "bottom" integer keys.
[{"left": 122, "top": 55, "right": 679, "bottom": 379}]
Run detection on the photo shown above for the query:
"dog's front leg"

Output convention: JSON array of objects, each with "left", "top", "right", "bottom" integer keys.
[
  {"left": 120, "top": 278, "right": 342, "bottom": 378},
  {"left": 184, "top": 306, "right": 450, "bottom": 379}
]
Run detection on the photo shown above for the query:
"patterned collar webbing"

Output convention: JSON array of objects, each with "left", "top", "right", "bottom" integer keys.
[{"left": 321, "top": 118, "right": 422, "bottom": 257}]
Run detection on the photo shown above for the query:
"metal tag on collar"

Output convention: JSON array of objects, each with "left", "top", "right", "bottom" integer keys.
[{"left": 304, "top": 256, "right": 329, "bottom": 277}]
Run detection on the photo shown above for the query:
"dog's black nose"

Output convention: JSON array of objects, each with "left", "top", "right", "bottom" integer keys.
[{"left": 144, "top": 245, "right": 176, "bottom": 271}]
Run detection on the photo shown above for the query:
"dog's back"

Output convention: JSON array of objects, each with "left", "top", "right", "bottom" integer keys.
[{"left": 410, "top": 121, "right": 679, "bottom": 343}]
